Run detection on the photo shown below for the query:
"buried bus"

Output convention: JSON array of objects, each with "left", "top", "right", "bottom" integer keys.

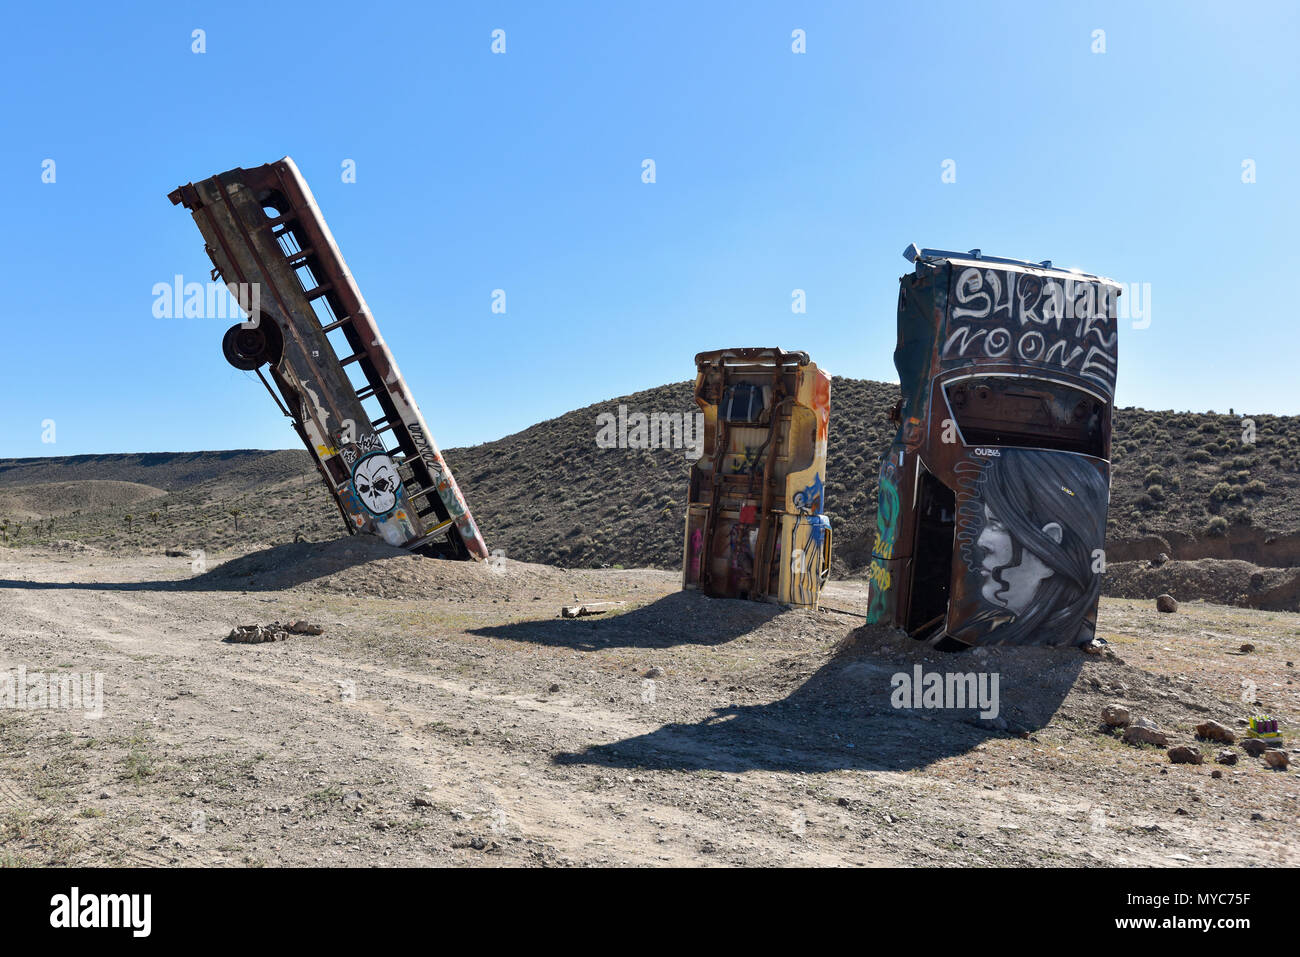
[
  {"left": 168, "top": 158, "right": 488, "bottom": 561},
  {"left": 683, "top": 348, "right": 832, "bottom": 608},
  {"left": 866, "top": 246, "right": 1120, "bottom": 647}
]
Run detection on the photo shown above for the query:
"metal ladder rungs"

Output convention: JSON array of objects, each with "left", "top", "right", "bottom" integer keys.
[{"left": 320, "top": 315, "right": 352, "bottom": 333}]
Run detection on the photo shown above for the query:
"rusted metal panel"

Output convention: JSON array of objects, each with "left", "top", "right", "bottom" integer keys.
[
  {"left": 867, "top": 246, "right": 1119, "bottom": 646},
  {"left": 168, "top": 157, "right": 488, "bottom": 561},
  {"left": 683, "top": 347, "right": 832, "bottom": 607}
]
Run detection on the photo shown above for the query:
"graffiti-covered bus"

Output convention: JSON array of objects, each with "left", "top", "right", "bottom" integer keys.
[
  {"left": 866, "top": 246, "right": 1119, "bottom": 647},
  {"left": 168, "top": 158, "right": 489, "bottom": 561},
  {"left": 683, "top": 348, "right": 832, "bottom": 607}
]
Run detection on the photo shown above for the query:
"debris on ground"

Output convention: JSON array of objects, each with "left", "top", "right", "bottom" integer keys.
[
  {"left": 561, "top": 601, "right": 626, "bottom": 619},
  {"left": 225, "top": 620, "right": 324, "bottom": 643}
]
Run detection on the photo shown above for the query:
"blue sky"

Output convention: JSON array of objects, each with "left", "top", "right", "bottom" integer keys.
[{"left": 2, "top": 1, "right": 1296, "bottom": 458}]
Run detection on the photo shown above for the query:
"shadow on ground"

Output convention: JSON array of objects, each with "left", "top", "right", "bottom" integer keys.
[
  {"left": 554, "top": 626, "right": 1086, "bottom": 773},
  {"left": 469, "top": 591, "right": 784, "bottom": 651}
]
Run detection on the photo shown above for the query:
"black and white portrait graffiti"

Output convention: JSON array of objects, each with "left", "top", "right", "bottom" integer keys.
[
  {"left": 351, "top": 452, "right": 402, "bottom": 516},
  {"left": 956, "top": 448, "right": 1109, "bottom": 647},
  {"left": 941, "top": 266, "right": 1119, "bottom": 394}
]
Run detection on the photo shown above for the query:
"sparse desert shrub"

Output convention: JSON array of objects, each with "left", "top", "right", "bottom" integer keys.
[{"left": 1204, "top": 516, "right": 1229, "bottom": 537}]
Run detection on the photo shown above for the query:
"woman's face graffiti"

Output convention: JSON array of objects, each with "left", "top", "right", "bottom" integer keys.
[{"left": 975, "top": 504, "right": 1063, "bottom": 615}]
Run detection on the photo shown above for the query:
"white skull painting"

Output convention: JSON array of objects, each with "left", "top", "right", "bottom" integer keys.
[{"left": 351, "top": 453, "right": 402, "bottom": 515}]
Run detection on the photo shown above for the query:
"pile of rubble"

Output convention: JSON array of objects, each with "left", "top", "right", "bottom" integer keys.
[{"left": 225, "top": 619, "right": 323, "bottom": 644}]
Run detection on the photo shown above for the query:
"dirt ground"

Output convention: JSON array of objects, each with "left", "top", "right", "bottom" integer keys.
[{"left": 1, "top": 538, "right": 1297, "bottom": 867}]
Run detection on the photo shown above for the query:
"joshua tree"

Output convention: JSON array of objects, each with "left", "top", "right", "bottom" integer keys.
[
  {"left": 125, "top": 514, "right": 133, "bottom": 532},
  {"left": 230, "top": 508, "right": 241, "bottom": 532}
]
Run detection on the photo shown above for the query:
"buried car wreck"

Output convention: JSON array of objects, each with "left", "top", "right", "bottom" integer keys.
[{"left": 866, "top": 245, "right": 1120, "bottom": 648}]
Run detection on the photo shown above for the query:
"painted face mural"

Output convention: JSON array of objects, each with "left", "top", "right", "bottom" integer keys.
[
  {"left": 351, "top": 453, "right": 402, "bottom": 516},
  {"left": 958, "top": 448, "right": 1108, "bottom": 646}
]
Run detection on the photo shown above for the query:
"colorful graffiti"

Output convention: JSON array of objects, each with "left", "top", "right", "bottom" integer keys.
[
  {"left": 953, "top": 448, "right": 1108, "bottom": 646},
  {"left": 350, "top": 452, "right": 403, "bottom": 516},
  {"left": 942, "top": 267, "right": 1118, "bottom": 392},
  {"left": 866, "top": 463, "right": 900, "bottom": 623}
]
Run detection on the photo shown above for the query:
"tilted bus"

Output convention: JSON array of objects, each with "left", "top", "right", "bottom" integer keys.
[{"left": 168, "top": 157, "right": 488, "bottom": 561}]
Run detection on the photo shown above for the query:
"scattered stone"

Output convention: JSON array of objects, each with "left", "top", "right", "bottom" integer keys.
[
  {"left": 1195, "top": 720, "right": 1236, "bottom": 744},
  {"left": 1250, "top": 812, "right": 1265, "bottom": 822},
  {"left": 1156, "top": 594, "right": 1178, "bottom": 613},
  {"left": 1216, "top": 750, "right": 1238, "bottom": 765},
  {"left": 547, "top": 683, "right": 561, "bottom": 693},
  {"left": 99, "top": 792, "right": 110, "bottom": 800},
  {"left": 1100, "top": 704, "right": 1131, "bottom": 727},
  {"left": 1211, "top": 769, "right": 1222, "bottom": 779},
  {"left": 1152, "top": 552, "right": 1169, "bottom": 567},
  {"left": 1242, "top": 738, "right": 1272, "bottom": 757},
  {"left": 1123, "top": 720, "right": 1169, "bottom": 747},
  {"left": 286, "top": 618, "right": 323, "bottom": 635},
  {"left": 412, "top": 797, "right": 433, "bottom": 808},
  {"left": 645, "top": 666, "right": 665, "bottom": 679},
  {"left": 341, "top": 790, "right": 363, "bottom": 806},
  {"left": 1240, "top": 643, "right": 1255, "bottom": 654},
  {"left": 1167, "top": 746, "right": 1204, "bottom": 765},
  {"left": 1263, "top": 750, "right": 1290, "bottom": 769}
]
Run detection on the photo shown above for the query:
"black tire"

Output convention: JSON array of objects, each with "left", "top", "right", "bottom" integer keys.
[{"left": 222, "top": 322, "right": 280, "bottom": 370}]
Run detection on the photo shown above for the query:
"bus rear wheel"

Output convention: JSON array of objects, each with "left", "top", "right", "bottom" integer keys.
[{"left": 222, "top": 323, "right": 280, "bottom": 370}]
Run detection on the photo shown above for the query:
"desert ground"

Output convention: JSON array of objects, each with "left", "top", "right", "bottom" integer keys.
[{"left": 1, "top": 535, "right": 1297, "bottom": 868}]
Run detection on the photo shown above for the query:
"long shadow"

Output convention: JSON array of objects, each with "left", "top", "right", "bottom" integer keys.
[
  {"left": 0, "top": 540, "right": 397, "bottom": 593},
  {"left": 554, "top": 629, "right": 1085, "bottom": 773},
  {"left": 468, "top": 591, "right": 784, "bottom": 651}
]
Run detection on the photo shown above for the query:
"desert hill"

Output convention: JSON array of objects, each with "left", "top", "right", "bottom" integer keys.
[{"left": 3, "top": 377, "right": 1299, "bottom": 580}]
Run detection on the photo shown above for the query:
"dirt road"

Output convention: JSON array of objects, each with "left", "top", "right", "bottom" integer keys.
[{"left": 1, "top": 541, "right": 1297, "bottom": 867}]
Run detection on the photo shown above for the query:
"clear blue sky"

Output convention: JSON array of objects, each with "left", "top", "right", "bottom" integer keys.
[{"left": 2, "top": 1, "right": 1296, "bottom": 458}]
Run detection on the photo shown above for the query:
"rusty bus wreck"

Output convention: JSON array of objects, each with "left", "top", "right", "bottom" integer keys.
[
  {"left": 683, "top": 348, "right": 832, "bottom": 608},
  {"left": 168, "top": 157, "right": 488, "bottom": 561},
  {"left": 867, "top": 246, "right": 1119, "bottom": 648}
]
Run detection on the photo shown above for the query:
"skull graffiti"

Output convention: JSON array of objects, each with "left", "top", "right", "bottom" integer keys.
[{"left": 351, "top": 453, "right": 402, "bottom": 515}]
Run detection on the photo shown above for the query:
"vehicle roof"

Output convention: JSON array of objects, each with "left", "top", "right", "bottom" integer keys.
[{"left": 906, "top": 245, "right": 1121, "bottom": 288}]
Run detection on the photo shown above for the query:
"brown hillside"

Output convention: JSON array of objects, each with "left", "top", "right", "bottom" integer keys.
[{"left": 3, "top": 379, "right": 1299, "bottom": 576}]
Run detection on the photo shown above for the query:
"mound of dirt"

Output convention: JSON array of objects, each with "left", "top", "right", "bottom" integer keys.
[
  {"left": 1104, "top": 558, "right": 1300, "bottom": 611},
  {"left": 191, "top": 535, "right": 672, "bottom": 604},
  {"left": 0, "top": 480, "right": 167, "bottom": 521}
]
